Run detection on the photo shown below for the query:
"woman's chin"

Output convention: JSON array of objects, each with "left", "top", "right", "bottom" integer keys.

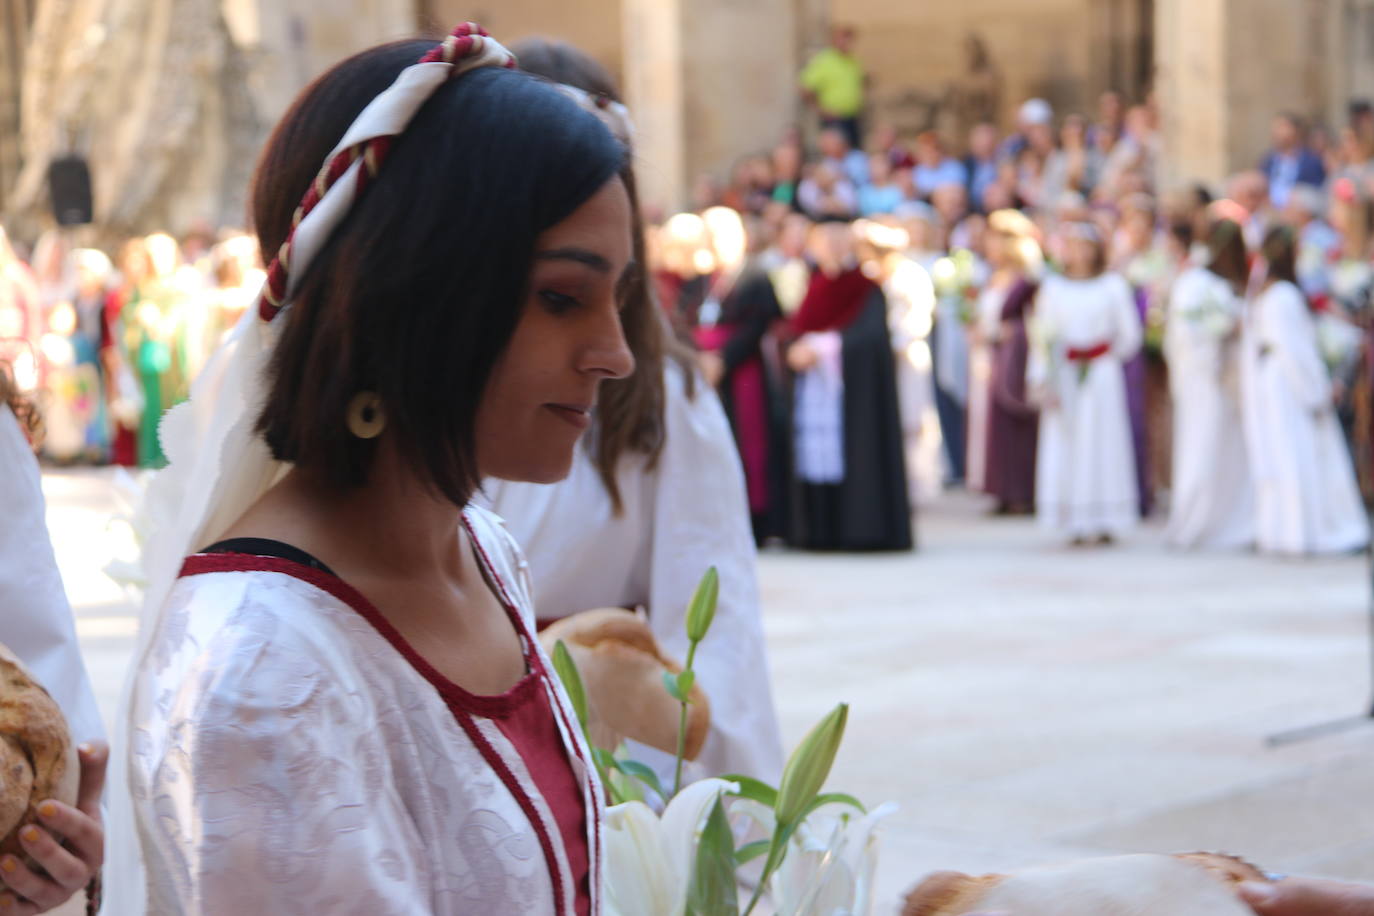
[{"left": 487, "top": 453, "right": 576, "bottom": 487}]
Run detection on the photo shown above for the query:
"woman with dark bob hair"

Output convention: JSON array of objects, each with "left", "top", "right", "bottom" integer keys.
[{"left": 106, "top": 25, "right": 631, "bottom": 914}]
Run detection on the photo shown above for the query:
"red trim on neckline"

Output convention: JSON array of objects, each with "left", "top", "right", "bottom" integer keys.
[{"left": 178, "top": 551, "right": 539, "bottom": 718}]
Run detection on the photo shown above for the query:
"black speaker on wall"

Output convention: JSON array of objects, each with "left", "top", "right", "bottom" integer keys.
[{"left": 47, "top": 156, "right": 93, "bottom": 226}]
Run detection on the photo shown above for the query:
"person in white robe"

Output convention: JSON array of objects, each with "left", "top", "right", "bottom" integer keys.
[
  {"left": 1030, "top": 224, "right": 1143, "bottom": 542},
  {"left": 1164, "top": 218, "right": 1255, "bottom": 549},
  {"left": 482, "top": 366, "right": 784, "bottom": 787},
  {"left": 0, "top": 396, "right": 107, "bottom": 914},
  {"left": 856, "top": 217, "right": 944, "bottom": 506},
  {"left": 1241, "top": 226, "right": 1370, "bottom": 556},
  {"left": 486, "top": 38, "right": 784, "bottom": 790}
]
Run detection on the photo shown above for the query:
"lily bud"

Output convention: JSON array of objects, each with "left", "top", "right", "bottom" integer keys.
[
  {"left": 774, "top": 703, "right": 848, "bottom": 829},
  {"left": 684, "top": 567, "right": 720, "bottom": 644}
]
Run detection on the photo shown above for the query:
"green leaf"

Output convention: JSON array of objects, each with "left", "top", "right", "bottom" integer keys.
[
  {"left": 608, "top": 765, "right": 646, "bottom": 804},
  {"left": 734, "top": 840, "right": 771, "bottom": 866},
  {"left": 774, "top": 703, "right": 849, "bottom": 829},
  {"left": 686, "top": 796, "right": 739, "bottom": 916},
  {"left": 804, "top": 792, "right": 867, "bottom": 818},
  {"left": 722, "top": 774, "right": 779, "bottom": 809},
  {"left": 551, "top": 641, "right": 589, "bottom": 733},
  {"left": 685, "top": 566, "right": 720, "bottom": 643},
  {"left": 676, "top": 669, "right": 696, "bottom": 700},
  {"left": 592, "top": 746, "right": 618, "bottom": 777},
  {"left": 663, "top": 670, "right": 685, "bottom": 702},
  {"left": 614, "top": 759, "right": 668, "bottom": 800}
]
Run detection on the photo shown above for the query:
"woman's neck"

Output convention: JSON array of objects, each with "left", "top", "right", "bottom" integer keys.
[{"left": 245, "top": 450, "right": 469, "bottom": 582}]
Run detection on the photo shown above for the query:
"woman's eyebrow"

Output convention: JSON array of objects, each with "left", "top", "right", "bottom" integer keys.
[{"left": 533, "top": 247, "right": 612, "bottom": 273}]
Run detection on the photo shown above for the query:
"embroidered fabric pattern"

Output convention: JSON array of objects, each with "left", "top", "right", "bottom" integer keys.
[{"left": 129, "top": 508, "right": 600, "bottom": 914}]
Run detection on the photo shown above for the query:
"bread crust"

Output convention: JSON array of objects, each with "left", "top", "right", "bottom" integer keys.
[
  {"left": 0, "top": 641, "right": 79, "bottom": 863},
  {"left": 903, "top": 853, "right": 1270, "bottom": 915},
  {"left": 541, "top": 609, "right": 711, "bottom": 759}
]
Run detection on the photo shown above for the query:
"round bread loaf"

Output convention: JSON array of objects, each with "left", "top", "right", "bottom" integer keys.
[
  {"left": 540, "top": 608, "right": 711, "bottom": 759},
  {"left": 903, "top": 853, "right": 1268, "bottom": 916},
  {"left": 0, "top": 641, "right": 79, "bottom": 863}
]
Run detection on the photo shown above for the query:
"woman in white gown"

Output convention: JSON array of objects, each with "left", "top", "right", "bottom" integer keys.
[
  {"left": 0, "top": 375, "right": 106, "bottom": 915},
  {"left": 109, "top": 28, "right": 634, "bottom": 914},
  {"left": 483, "top": 39, "right": 783, "bottom": 788},
  {"left": 1030, "top": 223, "right": 1143, "bottom": 542},
  {"left": 1164, "top": 217, "right": 1255, "bottom": 549},
  {"left": 1242, "top": 226, "right": 1370, "bottom": 556}
]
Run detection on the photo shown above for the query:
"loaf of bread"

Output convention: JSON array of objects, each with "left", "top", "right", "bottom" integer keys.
[
  {"left": 903, "top": 852, "right": 1267, "bottom": 916},
  {"left": 0, "top": 641, "right": 79, "bottom": 863},
  {"left": 540, "top": 609, "right": 711, "bottom": 759}
]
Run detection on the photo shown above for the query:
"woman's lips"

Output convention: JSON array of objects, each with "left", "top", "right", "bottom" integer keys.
[{"left": 546, "top": 403, "right": 592, "bottom": 430}]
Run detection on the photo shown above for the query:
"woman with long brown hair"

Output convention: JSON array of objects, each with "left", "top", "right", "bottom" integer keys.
[
  {"left": 480, "top": 38, "right": 783, "bottom": 786},
  {"left": 1164, "top": 217, "right": 1255, "bottom": 549},
  {"left": 1241, "top": 226, "right": 1368, "bottom": 555}
]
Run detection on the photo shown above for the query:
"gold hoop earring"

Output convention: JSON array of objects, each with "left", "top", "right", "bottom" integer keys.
[{"left": 347, "top": 392, "right": 386, "bottom": 439}]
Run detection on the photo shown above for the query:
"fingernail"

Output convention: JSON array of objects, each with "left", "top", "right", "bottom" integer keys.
[
  {"left": 37, "top": 800, "right": 56, "bottom": 818},
  {"left": 0, "top": 858, "right": 14, "bottom": 874},
  {"left": 19, "top": 826, "right": 38, "bottom": 843},
  {"left": 78, "top": 742, "right": 92, "bottom": 755},
  {"left": 1238, "top": 881, "right": 1277, "bottom": 904}
]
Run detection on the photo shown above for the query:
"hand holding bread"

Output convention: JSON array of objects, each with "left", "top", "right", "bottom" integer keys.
[
  {"left": 0, "top": 641, "right": 106, "bottom": 914},
  {"left": 540, "top": 608, "right": 711, "bottom": 760}
]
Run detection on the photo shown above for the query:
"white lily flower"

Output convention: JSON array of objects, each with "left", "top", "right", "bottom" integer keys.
[
  {"left": 772, "top": 801, "right": 899, "bottom": 916},
  {"left": 603, "top": 778, "right": 739, "bottom": 916}
]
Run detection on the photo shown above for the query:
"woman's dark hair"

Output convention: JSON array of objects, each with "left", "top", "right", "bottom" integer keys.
[
  {"left": 1260, "top": 224, "right": 1300, "bottom": 288},
  {"left": 511, "top": 37, "right": 697, "bottom": 513},
  {"left": 252, "top": 39, "right": 626, "bottom": 507},
  {"left": 1205, "top": 218, "right": 1249, "bottom": 292}
]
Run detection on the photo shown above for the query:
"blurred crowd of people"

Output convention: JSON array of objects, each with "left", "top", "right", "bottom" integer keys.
[
  {"left": 3, "top": 72, "right": 1373, "bottom": 556},
  {"left": 0, "top": 226, "right": 263, "bottom": 467},
  {"left": 652, "top": 87, "right": 1374, "bottom": 554}
]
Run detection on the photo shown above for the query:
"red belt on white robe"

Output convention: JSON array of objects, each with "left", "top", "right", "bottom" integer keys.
[{"left": 1066, "top": 341, "right": 1111, "bottom": 362}]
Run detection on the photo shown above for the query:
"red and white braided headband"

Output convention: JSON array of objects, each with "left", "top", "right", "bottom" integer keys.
[{"left": 257, "top": 22, "right": 516, "bottom": 322}]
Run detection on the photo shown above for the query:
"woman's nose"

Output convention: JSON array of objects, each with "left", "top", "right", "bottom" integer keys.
[{"left": 583, "top": 311, "right": 636, "bottom": 381}]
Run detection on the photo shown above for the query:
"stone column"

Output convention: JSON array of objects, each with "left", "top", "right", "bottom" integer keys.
[
  {"left": 621, "top": 0, "right": 799, "bottom": 216},
  {"left": 1156, "top": 0, "right": 1352, "bottom": 193}
]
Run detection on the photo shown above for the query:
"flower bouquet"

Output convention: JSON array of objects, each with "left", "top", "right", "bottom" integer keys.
[{"left": 551, "top": 569, "right": 895, "bottom": 915}]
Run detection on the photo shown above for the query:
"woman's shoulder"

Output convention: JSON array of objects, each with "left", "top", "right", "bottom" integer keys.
[{"left": 148, "top": 564, "right": 387, "bottom": 717}]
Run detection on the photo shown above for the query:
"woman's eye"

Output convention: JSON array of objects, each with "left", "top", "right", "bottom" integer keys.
[{"left": 539, "top": 290, "right": 580, "bottom": 314}]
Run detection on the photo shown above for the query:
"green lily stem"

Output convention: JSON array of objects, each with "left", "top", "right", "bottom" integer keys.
[{"left": 672, "top": 639, "right": 700, "bottom": 797}]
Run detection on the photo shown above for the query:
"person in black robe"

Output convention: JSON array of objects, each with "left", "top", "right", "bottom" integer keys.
[
  {"left": 783, "top": 221, "right": 912, "bottom": 551},
  {"left": 696, "top": 207, "right": 789, "bottom": 543}
]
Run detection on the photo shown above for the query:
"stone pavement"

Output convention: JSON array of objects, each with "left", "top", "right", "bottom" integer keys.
[{"left": 42, "top": 468, "right": 1374, "bottom": 914}]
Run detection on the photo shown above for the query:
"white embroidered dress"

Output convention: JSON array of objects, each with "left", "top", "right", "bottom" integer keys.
[
  {"left": 1030, "top": 272, "right": 1143, "bottom": 538},
  {"left": 1241, "top": 281, "right": 1370, "bottom": 555},
  {"left": 128, "top": 506, "right": 603, "bottom": 915},
  {"left": 1164, "top": 267, "right": 1255, "bottom": 549}
]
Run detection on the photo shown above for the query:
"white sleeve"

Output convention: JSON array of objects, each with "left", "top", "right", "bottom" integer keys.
[
  {"left": 643, "top": 368, "right": 785, "bottom": 783},
  {"left": 1025, "top": 283, "right": 1052, "bottom": 394},
  {"left": 0, "top": 406, "right": 104, "bottom": 744},
  {"left": 1110, "top": 274, "right": 1144, "bottom": 362},
  {"left": 1268, "top": 284, "right": 1332, "bottom": 410},
  {"left": 141, "top": 623, "right": 431, "bottom": 914}
]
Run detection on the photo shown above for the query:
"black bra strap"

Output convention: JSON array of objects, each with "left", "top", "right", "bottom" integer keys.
[{"left": 200, "top": 538, "right": 338, "bottom": 577}]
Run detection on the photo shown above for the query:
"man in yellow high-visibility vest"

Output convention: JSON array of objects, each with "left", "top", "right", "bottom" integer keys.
[{"left": 800, "top": 25, "right": 868, "bottom": 149}]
